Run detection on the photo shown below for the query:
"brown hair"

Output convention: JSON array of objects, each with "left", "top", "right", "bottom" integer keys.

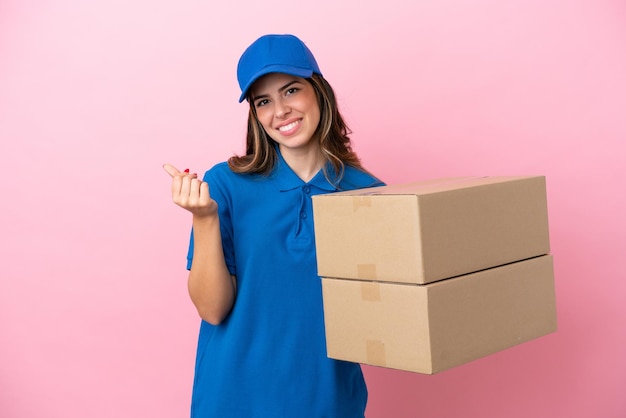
[{"left": 227, "top": 74, "right": 367, "bottom": 186}]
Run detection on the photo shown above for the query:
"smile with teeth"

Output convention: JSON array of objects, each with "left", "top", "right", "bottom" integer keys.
[{"left": 278, "top": 120, "right": 301, "bottom": 132}]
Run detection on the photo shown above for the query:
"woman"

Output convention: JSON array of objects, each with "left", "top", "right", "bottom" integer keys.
[{"left": 164, "top": 34, "right": 383, "bottom": 418}]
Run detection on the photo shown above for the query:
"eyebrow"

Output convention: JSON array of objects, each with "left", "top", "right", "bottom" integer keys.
[{"left": 251, "top": 80, "right": 301, "bottom": 102}]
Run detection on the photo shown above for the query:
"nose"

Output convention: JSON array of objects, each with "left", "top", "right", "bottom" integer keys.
[{"left": 274, "top": 98, "right": 291, "bottom": 119}]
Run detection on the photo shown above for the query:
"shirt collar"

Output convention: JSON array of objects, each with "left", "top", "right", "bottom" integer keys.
[{"left": 271, "top": 148, "right": 337, "bottom": 193}]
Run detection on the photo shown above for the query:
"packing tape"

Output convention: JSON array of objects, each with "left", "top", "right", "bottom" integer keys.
[
  {"left": 352, "top": 196, "right": 372, "bottom": 212},
  {"left": 366, "top": 340, "right": 386, "bottom": 366},
  {"left": 360, "top": 281, "right": 381, "bottom": 301},
  {"left": 357, "top": 264, "right": 377, "bottom": 280}
]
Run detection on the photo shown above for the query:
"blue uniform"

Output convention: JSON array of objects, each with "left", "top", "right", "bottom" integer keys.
[{"left": 186, "top": 149, "right": 383, "bottom": 418}]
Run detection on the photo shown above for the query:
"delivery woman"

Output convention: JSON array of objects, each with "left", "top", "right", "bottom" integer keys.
[{"left": 164, "top": 34, "right": 383, "bottom": 417}]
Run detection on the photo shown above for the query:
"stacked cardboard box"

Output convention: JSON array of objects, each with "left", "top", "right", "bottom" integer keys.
[{"left": 312, "top": 176, "right": 557, "bottom": 374}]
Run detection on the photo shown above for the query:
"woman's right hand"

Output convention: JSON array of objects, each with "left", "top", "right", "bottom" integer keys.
[{"left": 163, "top": 163, "right": 217, "bottom": 218}]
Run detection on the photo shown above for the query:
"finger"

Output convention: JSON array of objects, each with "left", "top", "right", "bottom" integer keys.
[
  {"left": 189, "top": 177, "right": 204, "bottom": 201},
  {"left": 163, "top": 163, "right": 181, "bottom": 178},
  {"left": 179, "top": 174, "right": 192, "bottom": 202},
  {"left": 171, "top": 173, "right": 183, "bottom": 198},
  {"left": 199, "top": 181, "right": 210, "bottom": 203}
]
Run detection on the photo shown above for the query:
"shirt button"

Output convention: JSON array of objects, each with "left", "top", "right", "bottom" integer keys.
[
  {"left": 300, "top": 212, "right": 307, "bottom": 219},
  {"left": 303, "top": 186, "right": 311, "bottom": 194}
]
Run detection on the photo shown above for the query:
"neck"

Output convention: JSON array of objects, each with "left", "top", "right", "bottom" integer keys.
[{"left": 279, "top": 145, "right": 325, "bottom": 183}]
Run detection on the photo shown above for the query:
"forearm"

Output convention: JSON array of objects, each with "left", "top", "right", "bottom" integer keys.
[{"left": 187, "top": 214, "right": 236, "bottom": 325}]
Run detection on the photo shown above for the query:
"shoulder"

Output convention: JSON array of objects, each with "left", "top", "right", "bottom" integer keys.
[
  {"left": 203, "top": 162, "right": 244, "bottom": 184},
  {"left": 338, "top": 165, "right": 385, "bottom": 191},
  {"left": 204, "top": 161, "right": 231, "bottom": 178},
  {"left": 203, "top": 161, "right": 266, "bottom": 195}
]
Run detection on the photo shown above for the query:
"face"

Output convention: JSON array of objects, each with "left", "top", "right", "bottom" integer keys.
[{"left": 250, "top": 73, "right": 321, "bottom": 154}]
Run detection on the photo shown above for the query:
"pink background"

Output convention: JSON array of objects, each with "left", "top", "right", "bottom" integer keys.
[{"left": 1, "top": 0, "right": 625, "bottom": 417}]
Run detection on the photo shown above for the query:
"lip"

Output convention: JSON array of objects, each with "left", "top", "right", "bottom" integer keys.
[{"left": 275, "top": 118, "right": 302, "bottom": 136}]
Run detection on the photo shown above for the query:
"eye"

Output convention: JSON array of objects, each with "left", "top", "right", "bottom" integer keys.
[
  {"left": 255, "top": 98, "right": 269, "bottom": 108},
  {"left": 285, "top": 87, "right": 299, "bottom": 96}
]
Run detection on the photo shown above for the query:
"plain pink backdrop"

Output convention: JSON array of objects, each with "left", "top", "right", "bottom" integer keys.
[{"left": 1, "top": 0, "right": 625, "bottom": 417}]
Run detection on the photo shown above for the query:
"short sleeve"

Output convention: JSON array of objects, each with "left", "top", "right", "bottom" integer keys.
[{"left": 186, "top": 164, "right": 237, "bottom": 275}]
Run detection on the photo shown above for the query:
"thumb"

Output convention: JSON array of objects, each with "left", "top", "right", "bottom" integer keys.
[{"left": 162, "top": 163, "right": 181, "bottom": 178}]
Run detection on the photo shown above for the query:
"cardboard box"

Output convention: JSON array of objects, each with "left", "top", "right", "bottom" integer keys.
[
  {"left": 313, "top": 176, "right": 550, "bottom": 284},
  {"left": 321, "top": 255, "right": 557, "bottom": 374}
]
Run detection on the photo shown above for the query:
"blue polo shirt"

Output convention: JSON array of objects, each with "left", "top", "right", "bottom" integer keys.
[{"left": 186, "top": 150, "right": 383, "bottom": 418}]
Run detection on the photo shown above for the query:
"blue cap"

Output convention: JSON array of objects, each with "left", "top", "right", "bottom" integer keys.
[{"left": 237, "top": 34, "right": 322, "bottom": 102}]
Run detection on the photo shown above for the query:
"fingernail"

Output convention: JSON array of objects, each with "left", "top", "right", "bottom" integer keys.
[{"left": 184, "top": 168, "right": 190, "bottom": 173}]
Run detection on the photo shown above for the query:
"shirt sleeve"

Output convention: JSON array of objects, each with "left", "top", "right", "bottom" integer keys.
[{"left": 186, "top": 164, "right": 237, "bottom": 275}]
